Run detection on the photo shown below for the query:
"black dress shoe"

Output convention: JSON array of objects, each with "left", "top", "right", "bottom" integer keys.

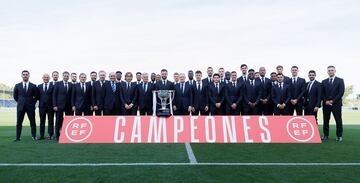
[
  {"left": 13, "top": 139, "right": 21, "bottom": 142},
  {"left": 321, "top": 136, "right": 329, "bottom": 141},
  {"left": 47, "top": 136, "right": 53, "bottom": 140},
  {"left": 32, "top": 137, "right": 37, "bottom": 141},
  {"left": 38, "top": 137, "right": 45, "bottom": 140}
]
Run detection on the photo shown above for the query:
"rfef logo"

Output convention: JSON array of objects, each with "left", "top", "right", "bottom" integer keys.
[
  {"left": 65, "top": 117, "right": 93, "bottom": 142},
  {"left": 286, "top": 117, "right": 315, "bottom": 142}
]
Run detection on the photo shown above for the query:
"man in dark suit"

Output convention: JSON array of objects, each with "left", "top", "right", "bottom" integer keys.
[
  {"left": 269, "top": 72, "right": 278, "bottom": 115},
  {"left": 51, "top": 71, "right": 59, "bottom": 86},
  {"left": 276, "top": 65, "right": 290, "bottom": 82},
  {"left": 38, "top": 74, "right": 54, "bottom": 140},
  {"left": 208, "top": 73, "right": 226, "bottom": 115},
  {"left": 225, "top": 71, "right": 243, "bottom": 115},
  {"left": 72, "top": 73, "right": 92, "bottom": 116},
  {"left": 258, "top": 67, "right": 272, "bottom": 115},
  {"left": 202, "top": 67, "right": 213, "bottom": 86},
  {"left": 103, "top": 72, "right": 122, "bottom": 115},
  {"left": 53, "top": 71, "right": 73, "bottom": 140},
  {"left": 173, "top": 73, "right": 193, "bottom": 115},
  {"left": 321, "top": 66, "right": 345, "bottom": 141},
  {"left": 192, "top": 70, "right": 209, "bottom": 115},
  {"left": 71, "top": 73, "right": 77, "bottom": 84},
  {"left": 243, "top": 69, "right": 262, "bottom": 115},
  {"left": 186, "top": 70, "right": 195, "bottom": 86},
  {"left": 237, "top": 64, "right": 248, "bottom": 84},
  {"left": 87, "top": 71, "right": 97, "bottom": 115},
  {"left": 116, "top": 71, "right": 122, "bottom": 83},
  {"left": 272, "top": 73, "right": 291, "bottom": 115},
  {"left": 13, "top": 70, "right": 39, "bottom": 141},
  {"left": 150, "top": 73, "right": 157, "bottom": 84},
  {"left": 155, "top": 69, "right": 175, "bottom": 115},
  {"left": 137, "top": 73, "right": 155, "bottom": 115},
  {"left": 92, "top": 71, "right": 107, "bottom": 116},
  {"left": 304, "top": 70, "right": 322, "bottom": 123},
  {"left": 135, "top": 72, "right": 142, "bottom": 85},
  {"left": 285, "top": 66, "right": 306, "bottom": 116},
  {"left": 121, "top": 72, "right": 138, "bottom": 115}
]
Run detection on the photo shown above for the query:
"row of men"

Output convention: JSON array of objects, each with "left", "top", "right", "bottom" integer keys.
[{"left": 14, "top": 65, "right": 344, "bottom": 141}]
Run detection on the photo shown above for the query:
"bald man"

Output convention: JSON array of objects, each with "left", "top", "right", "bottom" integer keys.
[{"left": 38, "top": 74, "right": 55, "bottom": 140}]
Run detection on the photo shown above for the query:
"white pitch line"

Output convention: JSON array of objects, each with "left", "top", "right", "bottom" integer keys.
[
  {"left": 1, "top": 163, "right": 360, "bottom": 167},
  {"left": 185, "top": 143, "right": 198, "bottom": 164}
]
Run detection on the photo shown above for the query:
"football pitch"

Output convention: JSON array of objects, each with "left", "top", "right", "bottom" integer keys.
[{"left": 1, "top": 110, "right": 360, "bottom": 182}]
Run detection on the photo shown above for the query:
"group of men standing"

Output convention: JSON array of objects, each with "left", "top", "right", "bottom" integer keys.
[{"left": 13, "top": 64, "right": 345, "bottom": 142}]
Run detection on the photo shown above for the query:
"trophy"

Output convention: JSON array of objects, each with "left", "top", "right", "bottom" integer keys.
[{"left": 153, "top": 90, "right": 175, "bottom": 116}]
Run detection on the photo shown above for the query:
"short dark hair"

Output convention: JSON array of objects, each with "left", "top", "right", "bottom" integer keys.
[
  {"left": 52, "top": 71, "right": 59, "bottom": 75},
  {"left": 116, "top": 71, "right": 122, "bottom": 74},
  {"left": 136, "top": 72, "right": 142, "bottom": 75},
  {"left": 277, "top": 73, "right": 283, "bottom": 76},
  {"left": 213, "top": 73, "right": 220, "bottom": 77},
  {"left": 327, "top": 65, "right": 336, "bottom": 69},
  {"left": 161, "top": 69, "right": 168, "bottom": 73},
  {"left": 276, "top": 65, "right": 283, "bottom": 69},
  {"left": 240, "top": 64, "right": 247, "bottom": 68},
  {"left": 63, "top": 71, "right": 69, "bottom": 75},
  {"left": 309, "top": 70, "right": 316, "bottom": 75},
  {"left": 219, "top": 67, "right": 224, "bottom": 70},
  {"left": 270, "top": 72, "right": 277, "bottom": 76},
  {"left": 207, "top": 67, "right": 213, "bottom": 70},
  {"left": 22, "top": 70, "right": 29, "bottom": 74},
  {"left": 291, "top": 66, "right": 299, "bottom": 69},
  {"left": 248, "top": 69, "right": 255, "bottom": 72},
  {"left": 195, "top": 70, "right": 202, "bottom": 74},
  {"left": 71, "top": 72, "right": 77, "bottom": 75},
  {"left": 231, "top": 71, "right": 237, "bottom": 74},
  {"left": 90, "top": 71, "right": 97, "bottom": 75}
]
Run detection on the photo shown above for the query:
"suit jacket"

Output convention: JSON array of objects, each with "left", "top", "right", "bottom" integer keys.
[
  {"left": 71, "top": 82, "right": 92, "bottom": 110},
  {"left": 192, "top": 81, "right": 209, "bottom": 109},
  {"left": 225, "top": 81, "right": 243, "bottom": 106},
  {"left": 244, "top": 79, "right": 262, "bottom": 104},
  {"left": 38, "top": 83, "right": 54, "bottom": 109},
  {"left": 92, "top": 80, "right": 107, "bottom": 109},
  {"left": 259, "top": 77, "right": 272, "bottom": 101},
  {"left": 236, "top": 75, "right": 247, "bottom": 85},
  {"left": 202, "top": 77, "right": 212, "bottom": 86},
  {"left": 321, "top": 77, "right": 345, "bottom": 106},
  {"left": 120, "top": 82, "right": 138, "bottom": 106},
  {"left": 271, "top": 83, "right": 291, "bottom": 106},
  {"left": 174, "top": 82, "right": 193, "bottom": 110},
  {"left": 155, "top": 80, "right": 175, "bottom": 90},
  {"left": 285, "top": 77, "right": 306, "bottom": 101},
  {"left": 14, "top": 82, "right": 38, "bottom": 111},
  {"left": 137, "top": 82, "right": 155, "bottom": 110},
  {"left": 52, "top": 81, "right": 73, "bottom": 110},
  {"left": 304, "top": 80, "right": 322, "bottom": 109},
  {"left": 208, "top": 82, "right": 226, "bottom": 108},
  {"left": 103, "top": 81, "right": 122, "bottom": 110}
]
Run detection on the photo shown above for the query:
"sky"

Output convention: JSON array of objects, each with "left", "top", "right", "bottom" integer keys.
[{"left": 0, "top": 0, "right": 359, "bottom": 93}]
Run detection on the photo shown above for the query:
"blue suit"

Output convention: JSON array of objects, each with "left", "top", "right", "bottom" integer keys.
[
  {"left": 120, "top": 82, "right": 138, "bottom": 115},
  {"left": 103, "top": 81, "right": 122, "bottom": 115},
  {"left": 225, "top": 81, "right": 243, "bottom": 115},
  {"left": 38, "top": 83, "right": 54, "bottom": 138},
  {"left": 271, "top": 82, "right": 291, "bottom": 115},
  {"left": 192, "top": 81, "right": 209, "bottom": 115},
  {"left": 243, "top": 79, "right": 262, "bottom": 115},
  {"left": 304, "top": 80, "right": 322, "bottom": 121},
  {"left": 137, "top": 82, "right": 155, "bottom": 115},
  {"left": 208, "top": 82, "right": 226, "bottom": 115},
  {"left": 71, "top": 82, "right": 92, "bottom": 115},
  {"left": 285, "top": 77, "right": 306, "bottom": 116},
  {"left": 173, "top": 82, "right": 193, "bottom": 115},
  {"left": 91, "top": 80, "right": 106, "bottom": 115}
]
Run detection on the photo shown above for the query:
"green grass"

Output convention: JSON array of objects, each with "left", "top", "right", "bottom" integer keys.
[{"left": 1, "top": 110, "right": 360, "bottom": 182}]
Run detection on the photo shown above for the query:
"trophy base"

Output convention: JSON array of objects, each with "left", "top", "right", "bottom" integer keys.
[{"left": 157, "top": 109, "right": 172, "bottom": 117}]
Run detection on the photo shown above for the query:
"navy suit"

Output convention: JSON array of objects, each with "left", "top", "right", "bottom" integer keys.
[
  {"left": 322, "top": 77, "right": 345, "bottom": 138},
  {"left": 285, "top": 77, "right": 306, "bottom": 116},
  {"left": 192, "top": 81, "right": 209, "bottom": 115},
  {"left": 137, "top": 82, "right": 155, "bottom": 115},
  {"left": 304, "top": 80, "right": 322, "bottom": 122},
  {"left": 271, "top": 83, "right": 291, "bottom": 115},
  {"left": 225, "top": 81, "right": 243, "bottom": 115},
  {"left": 53, "top": 81, "right": 73, "bottom": 139},
  {"left": 87, "top": 80, "right": 96, "bottom": 115},
  {"left": 243, "top": 79, "right": 262, "bottom": 115},
  {"left": 38, "top": 83, "right": 54, "bottom": 138},
  {"left": 121, "top": 82, "right": 138, "bottom": 115},
  {"left": 103, "top": 81, "right": 122, "bottom": 115},
  {"left": 173, "top": 82, "right": 193, "bottom": 115},
  {"left": 208, "top": 82, "right": 226, "bottom": 115},
  {"left": 259, "top": 77, "right": 272, "bottom": 115},
  {"left": 14, "top": 82, "right": 38, "bottom": 139},
  {"left": 92, "top": 80, "right": 106, "bottom": 115},
  {"left": 71, "top": 82, "right": 92, "bottom": 115},
  {"left": 202, "top": 77, "right": 212, "bottom": 86}
]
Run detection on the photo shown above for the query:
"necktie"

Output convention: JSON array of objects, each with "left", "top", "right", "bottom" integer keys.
[
  {"left": 329, "top": 78, "right": 333, "bottom": 85},
  {"left": 262, "top": 78, "right": 265, "bottom": 84},
  {"left": 127, "top": 83, "right": 130, "bottom": 91},
  {"left": 100, "top": 80, "right": 103, "bottom": 87},
  {"left": 44, "top": 83, "right": 48, "bottom": 93},
  {"left": 112, "top": 81, "right": 116, "bottom": 92},
  {"left": 65, "top": 82, "right": 68, "bottom": 91},
  {"left": 233, "top": 82, "right": 235, "bottom": 87},
  {"left": 307, "top": 82, "right": 312, "bottom": 93},
  {"left": 280, "top": 83, "right": 283, "bottom": 90},
  {"left": 216, "top": 84, "right": 219, "bottom": 93},
  {"left": 243, "top": 76, "right": 246, "bottom": 81},
  {"left": 144, "top": 83, "right": 147, "bottom": 92},
  {"left": 251, "top": 80, "right": 254, "bottom": 86},
  {"left": 197, "top": 82, "right": 201, "bottom": 91},
  {"left": 181, "top": 84, "right": 184, "bottom": 94},
  {"left": 24, "top": 83, "right": 27, "bottom": 92},
  {"left": 163, "top": 80, "right": 166, "bottom": 85},
  {"left": 293, "top": 78, "right": 296, "bottom": 84},
  {"left": 82, "top": 83, "right": 85, "bottom": 93}
]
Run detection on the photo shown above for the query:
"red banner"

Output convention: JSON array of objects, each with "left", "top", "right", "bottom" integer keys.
[{"left": 59, "top": 116, "right": 321, "bottom": 143}]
